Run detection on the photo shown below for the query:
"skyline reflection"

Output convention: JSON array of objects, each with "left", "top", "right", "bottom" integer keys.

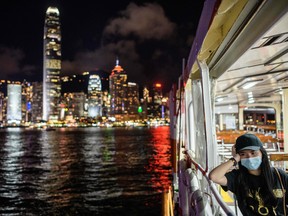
[{"left": 0, "top": 127, "right": 171, "bottom": 215}]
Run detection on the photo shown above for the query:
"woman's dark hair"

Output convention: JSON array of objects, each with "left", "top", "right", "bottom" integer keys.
[{"left": 235, "top": 146, "right": 277, "bottom": 209}]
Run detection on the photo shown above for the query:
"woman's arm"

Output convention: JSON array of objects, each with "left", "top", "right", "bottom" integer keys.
[
  {"left": 209, "top": 145, "right": 240, "bottom": 186},
  {"left": 209, "top": 158, "right": 236, "bottom": 186}
]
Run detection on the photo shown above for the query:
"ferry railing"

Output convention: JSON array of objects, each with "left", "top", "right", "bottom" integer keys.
[
  {"left": 174, "top": 150, "right": 237, "bottom": 216},
  {"left": 185, "top": 150, "right": 236, "bottom": 216}
]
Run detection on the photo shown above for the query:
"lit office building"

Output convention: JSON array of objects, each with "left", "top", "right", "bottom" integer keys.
[
  {"left": 73, "top": 92, "right": 87, "bottom": 118},
  {"left": 102, "top": 90, "right": 110, "bottom": 117},
  {"left": 127, "top": 82, "right": 140, "bottom": 119},
  {"left": 87, "top": 75, "right": 102, "bottom": 118},
  {"left": 143, "top": 86, "right": 151, "bottom": 103},
  {"left": 31, "top": 82, "right": 43, "bottom": 122},
  {"left": 151, "top": 83, "right": 168, "bottom": 119},
  {"left": 64, "top": 92, "right": 87, "bottom": 119},
  {"left": 43, "top": 6, "right": 62, "bottom": 122},
  {"left": 7, "top": 84, "right": 22, "bottom": 125},
  {"left": 109, "top": 59, "right": 128, "bottom": 119},
  {"left": 152, "top": 83, "right": 163, "bottom": 106},
  {"left": 22, "top": 81, "right": 33, "bottom": 122},
  {"left": 146, "top": 83, "right": 163, "bottom": 118},
  {"left": 140, "top": 86, "right": 150, "bottom": 119}
]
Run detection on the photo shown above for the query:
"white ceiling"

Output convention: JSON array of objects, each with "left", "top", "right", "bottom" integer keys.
[{"left": 214, "top": 6, "right": 288, "bottom": 107}]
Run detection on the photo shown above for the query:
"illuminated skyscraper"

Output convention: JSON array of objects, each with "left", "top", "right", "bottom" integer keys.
[
  {"left": 87, "top": 74, "right": 102, "bottom": 118},
  {"left": 43, "top": 6, "right": 61, "bottom": 121},
  {"left": 21, "top": 80, "right": 33, "bottom": 122},
  {"left": 7, "top": 84, "right": 22, "bottom": 125},
  {"left": 152, "top": 83, "right": 163, "bottom": 106},
  {"left": 63, "top": 92, "right": 86, "bottom": 119},
  {"left": 31, "top": 82, "right": 43, "bottom": 122},
  {"left": 146, "top": 83, "right": 163, "bottom": 118},
  {"left": 109, "top": 59, "right": 128, "bottom": 119},
  {"left": 127, "top": 82, "right": 140, "bottom": 119}
]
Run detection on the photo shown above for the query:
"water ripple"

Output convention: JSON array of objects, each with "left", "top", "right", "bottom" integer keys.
[{"left": 0, "top": 126, "right": 171, "bottom": 215}]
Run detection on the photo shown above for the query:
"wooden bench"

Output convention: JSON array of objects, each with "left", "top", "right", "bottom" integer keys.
[
  {"left": 217, "top": 131, "right": 278, "bottom": 145},
  {"left": 269, "top": 153, "right": 288, "bottom": 171}
]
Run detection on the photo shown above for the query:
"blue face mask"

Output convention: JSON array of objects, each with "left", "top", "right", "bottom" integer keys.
[{"left": 241, "top": 156, "right": 262, "bottom": 170}]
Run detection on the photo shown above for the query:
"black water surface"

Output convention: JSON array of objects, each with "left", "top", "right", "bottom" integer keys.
[{"left": 0, "top": 126, "right": 172, "bottom": 215}]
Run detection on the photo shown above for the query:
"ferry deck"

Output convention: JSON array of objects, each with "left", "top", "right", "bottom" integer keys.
[{"left": 167, "top": 0, "right": 288, "bottom": 215}]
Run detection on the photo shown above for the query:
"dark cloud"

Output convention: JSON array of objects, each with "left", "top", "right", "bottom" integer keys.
[
  {"left": 0, "top": 47, "right": 25, "bottom": 79},
  {"left": 103, "top": 3, "right": 176, "bottom": 40}
]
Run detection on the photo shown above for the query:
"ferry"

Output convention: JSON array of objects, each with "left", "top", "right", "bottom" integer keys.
[{"left": 166, "top": 0, "right": 288, "bottom": 215}]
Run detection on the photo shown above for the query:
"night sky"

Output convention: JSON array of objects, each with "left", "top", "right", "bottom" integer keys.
[{"left": 0, "top": 0, "right": 204, "bottom": 93}]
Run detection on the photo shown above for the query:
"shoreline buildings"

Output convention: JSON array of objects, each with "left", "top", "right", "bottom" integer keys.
[{"left": 43, "top": 7, "right": 62, "bottom": 122}]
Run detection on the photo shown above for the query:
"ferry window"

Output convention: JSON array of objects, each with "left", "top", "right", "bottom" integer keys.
[
  {"left": 255, "top": 114, "right": 265, "bottom": 125},
  {"left": 267, "top": 114, "right": 275, "bottom": 125}
]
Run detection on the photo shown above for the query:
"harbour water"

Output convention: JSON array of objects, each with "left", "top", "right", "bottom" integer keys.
[{"left": 0, "top": 126, "right": 172, "bottom": 215}]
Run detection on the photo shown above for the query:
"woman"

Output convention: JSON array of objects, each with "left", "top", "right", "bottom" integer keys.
[{"left": 209, "top": 133, "right": 288, "bottom": 215}]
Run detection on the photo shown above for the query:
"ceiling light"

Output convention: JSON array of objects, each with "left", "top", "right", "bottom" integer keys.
[
  {"left": 247, "top": 92, "right": 253, "bottom": 98},
  {"left": 248, "top": 98, "right": 255, "bottom": 103},
  {"left": 239, "top": 79, "right": 263, "bottom": 89},
  {"left": 215, "top": 96, "right": 227, "bottom": 102},
  {"left": 242, "top": 81, "right": 259, "bottom": 89}
]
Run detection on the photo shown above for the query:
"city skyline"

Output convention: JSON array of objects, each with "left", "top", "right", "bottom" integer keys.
[{"left": 0, "top": 1, "right": 203, "bottom": 93}]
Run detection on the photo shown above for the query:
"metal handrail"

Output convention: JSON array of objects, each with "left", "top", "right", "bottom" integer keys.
[{"left": 187, "top": 150, "right": 235, "bottom": 216}]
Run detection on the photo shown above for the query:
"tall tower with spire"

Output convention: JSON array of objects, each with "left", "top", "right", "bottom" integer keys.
[
  {"left": 109, "top": 58, "right": 128, "bottom": 119},
  {"left": 43, "top": 6, "right": 61, "bottom": 122}
]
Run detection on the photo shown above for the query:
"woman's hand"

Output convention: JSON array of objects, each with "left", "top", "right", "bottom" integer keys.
[{"left": 232, "top": 145, "right": 240, "bottom": 162}]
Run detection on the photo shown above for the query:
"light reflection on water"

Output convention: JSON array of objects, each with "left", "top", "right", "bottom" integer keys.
[{"left": 0, "top": 126, "right": 172, "bottom": 215}]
